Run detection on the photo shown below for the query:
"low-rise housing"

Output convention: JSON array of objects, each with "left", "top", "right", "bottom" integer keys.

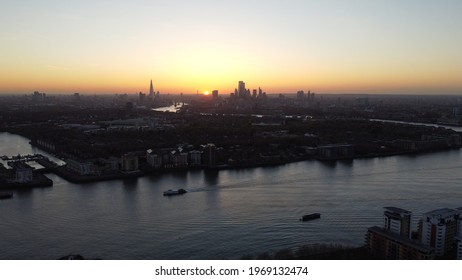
[
  {"left": 121, "top": 153, "right": 139, "bottom": 172},
  {"left": 189, "top": 150, "right": 202, "bottom": 166},
  {"left": 66, "top": 158, "right": 97, "bottom": 175},
  {"left": 14, "top": 163, "right": 33, "bottom": 183},
  {"left": 317, "top": 144, "right": 354, "bottom": 159}
]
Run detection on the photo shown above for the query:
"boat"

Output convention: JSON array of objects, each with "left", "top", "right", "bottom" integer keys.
[
  {"left": 0, "top": 192, "right": 13, "bottom": 199},
  {"left": 300, "top": 213, "right": 320, "bottom": 221},
  {"left": 163, "top": 188, "right": 187, "bottom": 196}
]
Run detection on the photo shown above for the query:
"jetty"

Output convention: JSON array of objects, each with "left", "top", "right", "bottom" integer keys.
[{"left": 0, "top": 154, "right": 54, "bottom": 189}]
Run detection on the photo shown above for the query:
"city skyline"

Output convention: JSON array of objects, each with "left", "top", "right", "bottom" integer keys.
[{"left": 1, "top": 1, "right": 462, "bottom": 95}]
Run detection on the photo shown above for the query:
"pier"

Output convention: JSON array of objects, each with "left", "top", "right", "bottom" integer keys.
[
  {"left": 1, "top": 154, "right": 57, "bottom": 172},
  {"left": 0, "top": 154, "right": 55, "bottom": 189}
]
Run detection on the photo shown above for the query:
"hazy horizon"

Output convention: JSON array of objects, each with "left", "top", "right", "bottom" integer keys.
[
  {"left": 2, "top": 90, "right": 462, "bottom": 97},
  {"left": 1, "top": 0, "right": 461, "bottom": 95}
]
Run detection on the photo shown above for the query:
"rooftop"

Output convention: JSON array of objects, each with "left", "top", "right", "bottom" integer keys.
[
  {"left": 423, "top": 208, "right": 460, "bottom": 218},
  {"left": 384, "top": 206, "right": 411, "bottom": 215}
]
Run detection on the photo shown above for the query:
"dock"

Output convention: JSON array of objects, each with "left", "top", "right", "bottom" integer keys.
[{"left": 0, "top": 154, "right": 55, "bottom": 189}]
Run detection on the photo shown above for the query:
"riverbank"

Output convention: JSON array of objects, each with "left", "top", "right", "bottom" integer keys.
[
  {"left": 3, "top": 114, "right": 462, "bottom": 185},
  {"left": 53, "top": 166, "right": 144, "bottom": 183},
  {"left": 4, "top": 145, "right": 461, "bottom": 186}
]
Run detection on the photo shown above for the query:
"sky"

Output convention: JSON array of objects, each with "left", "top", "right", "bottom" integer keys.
[{"left": 1, "top": 0, "right": 461, "bottom": 95}]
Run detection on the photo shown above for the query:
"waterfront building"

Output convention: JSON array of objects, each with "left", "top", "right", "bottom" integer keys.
[
  {"left": 66, "top": 158, "right": 120, "bottom": 175},
  {"left": 448, "top": 134, "right": 461, "bottom": 146},
  {"left": 383, "top": 207, "right": 412, "bottom": 238},
  {"left": 189, "top": 150, "right": 202, "bottom": 166},
  {"left": 14, "top": 164, "right": 33, "bottom": 183},
  {"left": 146, "top": 149, "right": 163, "bottom": 169},
  {"left": 203, "top": 144, "right": 217, "bottom": 167},
  {"left": 456, "top": 237, "right": 462, "bottom": 260},
  {"left": 456, "top": 207, "right": 462, "bottom": 260},
  {"left": 317, "top": 144, "right": 354, "bottom": 159},
  {"left": 212, "top": 90, "right": 219, "bottom": 99},
  {"left": 366, "top": 207, "right": 434, "bottom": 259},
  {"left": 106, "top": 157, "right": 120, "bottom": 171},
  {"left": 419, "top": 208, "right": 461, "bottom": 257},
  {"left": 366, "top": 226, "right": 434, "bottom": 260},
  {"left": 171, "top": 150, "right": 188, "bottom": 167},
  {"left": 161, "top": 151, "right": 173, "bottom": 168},
  {"left": 36, "top": 139, "right": 56, "bottom": 152},
  {"left": 147, "top": 148, "right": 194, "bottom": 169},
  {"left": 121, "top": 154, "right": 139, "bottom": 172},
  {"left": 66, "top": 159, "right": 97, "bottom": 175}
]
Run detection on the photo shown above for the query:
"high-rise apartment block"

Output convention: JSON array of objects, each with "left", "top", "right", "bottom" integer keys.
[
  {"left": 366, "top": 207, "right": 434, "bottom": 259},
  {"left": 367, "top": 226, "right": 434, "bottom": 259},
  {"left": 383, "top": 207, "right": 412, "bottom": 238},
  {"left": 419, "top": 208, "right": 460, "bottom": 257}
]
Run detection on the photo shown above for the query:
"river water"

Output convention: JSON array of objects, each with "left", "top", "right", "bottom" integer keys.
[{"left": 1, "top": 132, "right": 462, "bottom": 259}]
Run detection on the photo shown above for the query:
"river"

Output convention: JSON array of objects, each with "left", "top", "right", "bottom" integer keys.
[{"left": 1, "top": 132, "right": 462, "bottom": 259}]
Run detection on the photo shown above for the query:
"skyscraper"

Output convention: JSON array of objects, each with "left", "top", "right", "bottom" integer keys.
[
  {"left": 419, "top": 208, "right": 460, "bottom": 257},
  {"left": 238, "top": 81, "right": 246, "bottom": 98},
  {"left": 149, "top": 80, "right": 154, "bottom": 98}
]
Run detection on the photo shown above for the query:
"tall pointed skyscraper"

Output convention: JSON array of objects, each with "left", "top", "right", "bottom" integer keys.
[{"left": 149, "top": 80, "right": 154, "bottom": 97}]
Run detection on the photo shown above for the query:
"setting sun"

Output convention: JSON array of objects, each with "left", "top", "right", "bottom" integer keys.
[{"left": 203, "top": 91, "right": 210, "bottom": 95}]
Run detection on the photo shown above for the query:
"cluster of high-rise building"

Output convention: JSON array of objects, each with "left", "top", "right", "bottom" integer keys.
[
  {"left": 139, "top": 80, "right": 268, "bottom": 101},
  {"left": 139, "top": 80, "right": 160, "bottom": 102},
  {"left": 296, "top": 90, "right": 315, "bottom": 101},
  {"left": 366, "top": 207, "right": 462, "bottom": 259},
  {"left": 230, "top": 81, "right": 266, "bottom": 99}
]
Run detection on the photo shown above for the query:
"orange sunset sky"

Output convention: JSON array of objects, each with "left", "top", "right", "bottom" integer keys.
[{"left": 1, "top": 0, "right": 461, "bottom": 95}]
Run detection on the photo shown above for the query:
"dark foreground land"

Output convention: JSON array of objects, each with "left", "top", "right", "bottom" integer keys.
[{"left": 242, "top": 244, "right": 373, "bottom": 260}]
